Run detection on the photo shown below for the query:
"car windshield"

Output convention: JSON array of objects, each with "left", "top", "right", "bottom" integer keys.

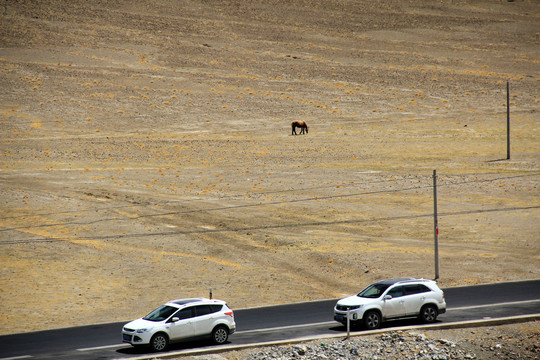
[
  {"left": 143, "top": 305, "right": 178, "bottom": 322},
  {"left": 357, "top": 283, "right": 391, "bottom": 298}
]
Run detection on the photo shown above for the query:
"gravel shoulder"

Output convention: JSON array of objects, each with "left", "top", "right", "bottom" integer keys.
[{"left": 180, "top": 322, "right": 540, "bottom": 360}]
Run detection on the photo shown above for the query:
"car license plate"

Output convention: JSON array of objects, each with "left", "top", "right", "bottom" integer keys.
[{"left": 336, "top": 314, "right": 344, "bottom": 321}]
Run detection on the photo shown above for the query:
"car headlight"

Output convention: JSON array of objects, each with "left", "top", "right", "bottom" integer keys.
[{"left": 136, "top": 328, "right": 148, "bottom": 333}]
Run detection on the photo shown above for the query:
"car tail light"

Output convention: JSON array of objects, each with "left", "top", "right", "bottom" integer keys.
[{"left": 224, "top": 311, "right": 234, "bottom": 317}]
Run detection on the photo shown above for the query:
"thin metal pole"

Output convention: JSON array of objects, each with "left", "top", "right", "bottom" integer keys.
[
  {"left": 433, "top": 170, "right": 439, "bottom": 280},
  {"left": 346, "top": 307, "right": 350, "bottom": 339},
  {"left": 507, "top": 81, "right": 511, "bottom": 160}
]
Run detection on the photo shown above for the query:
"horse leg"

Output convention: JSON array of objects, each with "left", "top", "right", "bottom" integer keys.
[{"left": 292, "top": 125, "right": 296, "bottom": 135}]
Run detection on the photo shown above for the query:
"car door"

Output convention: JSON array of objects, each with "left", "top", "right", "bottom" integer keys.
[
  {"left": 381, "top": 285, "right": 407, "bottom": 318},
  {"left": 191, "top": 305, "right": 218, "bottom": 336},
  {"left": 168, "top": 307, "right": 195, "bottom": 340},
  {"left": 403, "top": 284, "right": 431, "bottom": 315}
]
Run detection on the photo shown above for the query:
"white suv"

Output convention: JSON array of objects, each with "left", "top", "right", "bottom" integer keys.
[
  {"left": 122, "top": 298, "right": 236, "bottom": 351},
  {"left": 334, "top": 278, "right": 446, "bottom": 330}
]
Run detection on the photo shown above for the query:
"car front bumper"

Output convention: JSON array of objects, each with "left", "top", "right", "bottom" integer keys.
[
  {"left": 334, "top": 310, "right": 362, "bottom": 324},
  {"left": 122, "top": 330, "right": 152, "bottom": 345}
]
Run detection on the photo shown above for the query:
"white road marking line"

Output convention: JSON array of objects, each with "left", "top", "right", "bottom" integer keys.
[
  {"left": 236, "top": 321, "right": 335, "bottom": 334},
  {"left": 0, "top": 356, "right": 33, "bottom": 360},
  {"left": 447, "top": 299, "right": 540, "bottom": 311},
  {"left": 77, "top": 343, "right": 126, "bottom": 351}
]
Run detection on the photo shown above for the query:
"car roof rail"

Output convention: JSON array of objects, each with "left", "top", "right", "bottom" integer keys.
[
  {"left": 378, "top": 277, "right": 416, "bottom": 285},
  {"left": 169, "top": 298, "right": 207, "bottom": 305}
]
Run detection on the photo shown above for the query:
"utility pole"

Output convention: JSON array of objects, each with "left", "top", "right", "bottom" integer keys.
[
  {"left": 507, "top": 81, "right": 511, "bottom": 160},
  {"left": 433, "top": 170, "right": 439, "bottom": 280}
]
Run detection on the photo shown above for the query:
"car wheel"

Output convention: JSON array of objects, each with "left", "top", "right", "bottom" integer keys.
[
  {"left": 420, "top": 305, "right": 438, "bottom": 323},
  {"left": 363, "top": 310, "right": 381, "bottom": 330},
  {"left": 150, "top": 333, "right": 169, "bottom": 352},
  {"left": 212, "top": 326, "right": 229, "bottom": 345}
]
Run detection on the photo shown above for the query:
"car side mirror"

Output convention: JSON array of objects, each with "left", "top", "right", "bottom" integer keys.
[
  {"left": 171, "top": 317, "right": 180, "bottom": 322},
  {"left": 383, "top": 295, "right": 392, "bottom": 300}
]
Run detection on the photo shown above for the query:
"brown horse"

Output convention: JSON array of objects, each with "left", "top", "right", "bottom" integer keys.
[{"left": 291, "top": 120, "right": 308, "bottom": 135}]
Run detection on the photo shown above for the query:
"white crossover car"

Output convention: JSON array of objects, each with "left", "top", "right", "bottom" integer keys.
[
  {"left": 334, "top": 278, "right": 446, "bottom": 330},
  {"left": 122, "top": 298, "right": 236, "bottom": 351}
]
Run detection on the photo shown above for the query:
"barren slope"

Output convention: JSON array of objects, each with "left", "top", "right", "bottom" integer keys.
[{"left": 0, "top": 0, "right": 538, "bottom": 334}]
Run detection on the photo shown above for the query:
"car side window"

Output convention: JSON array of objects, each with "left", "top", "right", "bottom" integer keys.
[
  {"left": 404, "top": 284, "right": 431, "bottom": 295},
  {"left": 194, "top": 305, "right": 214, "bottom": 317},
  {"left": 173, "top": 307, "right": 195, "bottom": 320},
  {"left": 387, "top": 286, "right": 404, "bottom": 298}
]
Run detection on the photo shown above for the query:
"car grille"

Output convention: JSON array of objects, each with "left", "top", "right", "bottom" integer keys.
[
  {"left": 123, "top": 327, "right": 135, "bottom": 333},
  {"left": 336, "top": 305, "right": 360, "bottom": 311}
]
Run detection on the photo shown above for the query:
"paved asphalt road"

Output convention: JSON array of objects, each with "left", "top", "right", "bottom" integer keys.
[{"left": 1, "top": 280, "right": 539, "bottom": 360}]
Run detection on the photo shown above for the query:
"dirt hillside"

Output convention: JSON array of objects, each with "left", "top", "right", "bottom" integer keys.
[{"left": 0, "top": 0, "right": 538, "bottom": 335}]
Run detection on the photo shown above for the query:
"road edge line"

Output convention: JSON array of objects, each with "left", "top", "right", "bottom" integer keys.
[{"left": 0, "top": 356, "right": 33, "bottom": 360}]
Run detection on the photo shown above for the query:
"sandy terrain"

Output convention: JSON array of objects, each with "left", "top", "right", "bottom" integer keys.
[{"left": 0, "top": 0, "right": 538, "bottom": 336}]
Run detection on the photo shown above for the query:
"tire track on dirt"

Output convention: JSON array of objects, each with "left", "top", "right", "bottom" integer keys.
[{"left": 2, "top": 205, "right": 537, "bottom": 245}]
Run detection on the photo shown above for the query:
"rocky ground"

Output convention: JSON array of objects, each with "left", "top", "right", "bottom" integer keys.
[
  {"left": 181, "top": 323, "right": 539, "bottom": 360},
  {"left": 0, "top": 3, "right": 538, "bottom": 357}
]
